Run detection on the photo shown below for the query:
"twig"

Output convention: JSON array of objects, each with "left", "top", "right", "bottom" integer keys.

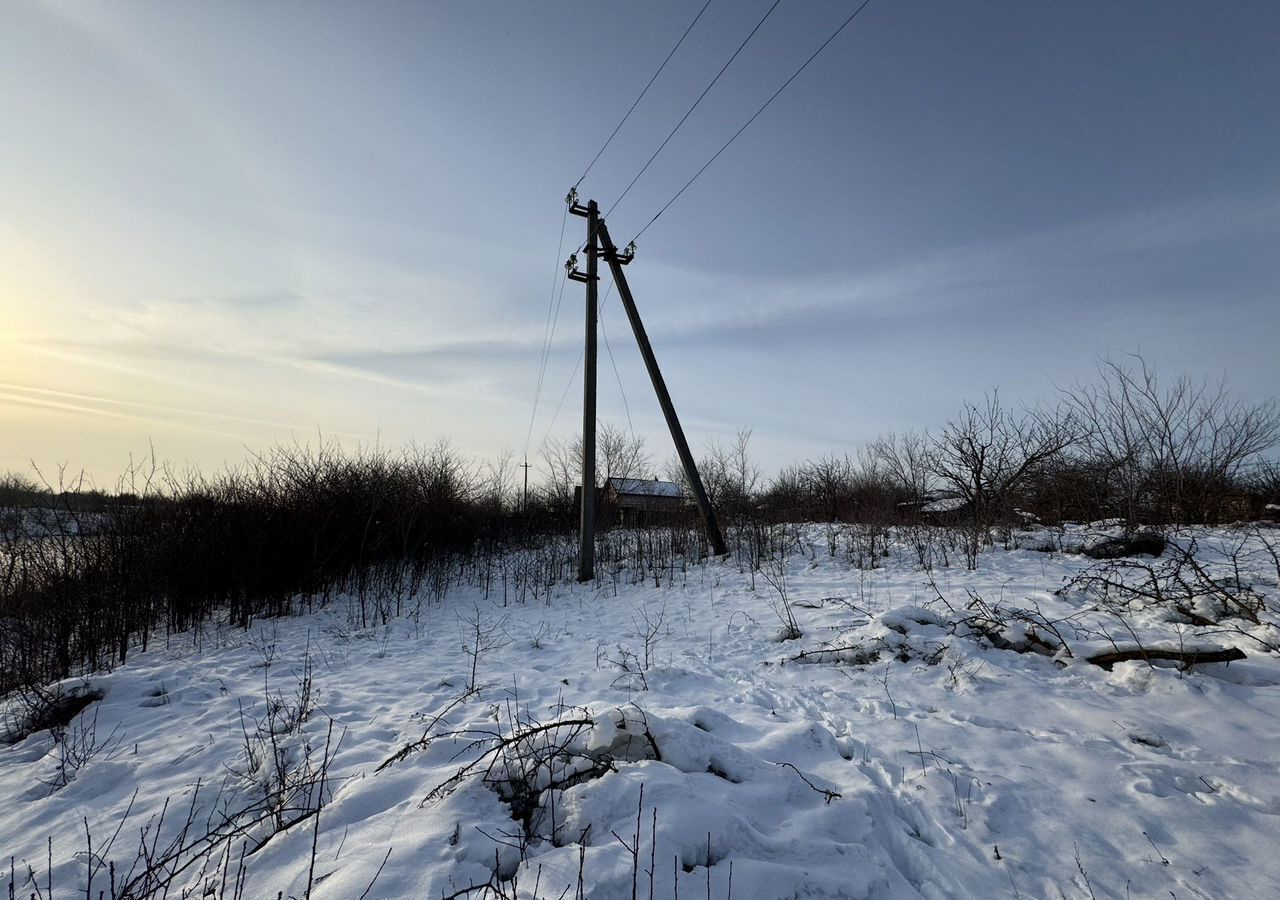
[
  {"left": 775, "top": 762, "right": 841, "bottom": 804},
  {"left": 356, "top": 848, "right": 393, "bottom": 900}
]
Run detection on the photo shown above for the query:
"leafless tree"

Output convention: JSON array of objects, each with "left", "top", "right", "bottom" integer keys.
[
  {"left": 480, "top": 449, "right": 517, "bottom": 516},
  {"left": 930, "top": 392, "right": 1078, "bottom": 567},
  {"left": 598, "top": 423, "right": 652, "bottom": 484},
  {"left": 541, "top": 423, "right": 651, "bottom": 514},
  {"left": 539, "top": 437, "right": 579, "bottom": 512},
  {"left": 693, "top": 428, "right": 762, "bottom": 522},
  {"left": 801, "top": 454, "right": 856, "bottom": 522},
  {"left": 1064, "top": 356, "right": 1280, "bottom": 524},
  {"left": 1249, "top": 459, "right": 1280, "bottom": 512},
  {"left": 871, "top": 431, "right": 934, "bottom": 503}
]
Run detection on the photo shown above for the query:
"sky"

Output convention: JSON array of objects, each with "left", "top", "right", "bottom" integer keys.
[{"left": 2, "top": 0, "right": 1278, "bottom": 487}]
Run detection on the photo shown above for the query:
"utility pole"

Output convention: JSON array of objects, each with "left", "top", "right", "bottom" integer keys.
[
  {"left": 596, "top": 220, "right": 728, "bottom": 557},
  {"left": 563, "top": 197, "right": 728, "bottom": 576},
  {"left": 567, "top": 197, "right": 598, "bottom": 581},
  {"left": 520, "top": 457, "right": 531, "bottom": 512}
]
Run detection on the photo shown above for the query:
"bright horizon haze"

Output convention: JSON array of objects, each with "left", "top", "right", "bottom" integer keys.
[{"left": 2, "top": 0, "right": 1278, "bottom": 486}]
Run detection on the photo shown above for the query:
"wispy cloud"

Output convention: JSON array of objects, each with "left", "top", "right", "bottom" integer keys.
[
  {"left": 0, "top": 382, "right": 374, "bottom": 441},
  {"left": 631, "top": 190, "right": 1280, "bottom": 345}
]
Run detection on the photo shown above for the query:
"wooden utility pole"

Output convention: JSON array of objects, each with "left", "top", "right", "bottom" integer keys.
[
  {"left": 564, "top": 199, "right": 727, "bottom": 578},
  {"left": 520, "top": 457, "right": 531, "bottom": 512},
  {"left": 596, "top": 220, "right": 727, "bottom": 557},
  {"left": 567, "top": 198, "right": 599, "bottom": 581}
]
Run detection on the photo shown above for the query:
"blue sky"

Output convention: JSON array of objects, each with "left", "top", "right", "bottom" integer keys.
[{"left": 2, "top": 0, "right": 1277, "bottom": 484}]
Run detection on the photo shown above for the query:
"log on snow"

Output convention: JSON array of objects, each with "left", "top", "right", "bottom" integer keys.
[{"left": 1087, "top": 646, "right": 1246, "bottom": 671}]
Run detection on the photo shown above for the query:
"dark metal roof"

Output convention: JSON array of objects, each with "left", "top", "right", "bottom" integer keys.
[{"left": 605, "top": 477, "right": 683, "bottom": 498}]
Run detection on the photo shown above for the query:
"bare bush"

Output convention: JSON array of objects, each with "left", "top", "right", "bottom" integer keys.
[
  {"left": 540, "top": 423, "right": 652, "bottom": 513},
  {"left": 930, "top": 392, "right": 1077, "bottom": 568},
  {"left": 758, "top": 526, "right": 802, "bottom": 640},
  {"left": 686, "top": 428, "right": 762, "bottom": 527},
  {"left": 1064, "top": 356, "right": 1280, "bottom": 525},
  {"left": 0, "top": 439, "right": 497, "bottom": 692},
  {"left": 1064, "top": 537, "right": 1278, "bottom": 653},
  {"left": 458, "top": 605, "right": 512, "bottom": 691},
  {"left": 2, "top": 680, "right": 104, "bottom": 747},
  {"left": 871, "top": 430, "right": 934, "bottom": 504}
]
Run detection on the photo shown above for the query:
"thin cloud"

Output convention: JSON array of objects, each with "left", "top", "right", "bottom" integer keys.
[{"left": 0, "top": 382, "right": 373, "bottom": 439}]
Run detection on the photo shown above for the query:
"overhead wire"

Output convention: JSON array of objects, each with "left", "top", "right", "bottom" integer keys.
[
  {"left": 573, "top": 0, "right": 715, "bottom": 191},
  {"left": 541, "top": 346, "right": 584, "bottom": 449},
  {"left": 524, "top": 202, "right": 571, "bottom": 459},
  {"left": 531, "top": 3, "right": 716, "bottom": 458},
  {"left": 540, "top": 0, "right": 875, "bottom": 454},
  {"left": 600, "top": 301, "right": 635, "bottom": 437},
  {"left": 540, "top": 278, "right": 617, "bottom": 447},
  {"left": 550, "top": 0, "right": 791, "bottom": 446},
  {"left": 630, "top": 0, "right": 875, "bottom": 244},
  {"left": 579, "top": 0, "right": 784, "bottom": 253}
]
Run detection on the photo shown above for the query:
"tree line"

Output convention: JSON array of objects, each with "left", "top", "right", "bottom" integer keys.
[
  {"left": 1, "top": 356, "right": 1276, "bottom": 693},
  {"left": 542, "top": 357, "right": 1280, "bottom": 530}
]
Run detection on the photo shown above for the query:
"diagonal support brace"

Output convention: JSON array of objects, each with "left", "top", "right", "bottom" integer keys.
[{"left": 595, "top": 220, "right": 728, "bottom": 557}]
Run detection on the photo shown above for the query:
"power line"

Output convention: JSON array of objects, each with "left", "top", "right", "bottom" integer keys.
[
  {"left": 534, "top": 3, "right": 714, "bottom": 456},
  {"left": 533, "top": 266, "right": 570, "bottom": 437},
  {"left": 600, "top": 302, "right": 635, "bottom": 436},
  {"left": 631, "top": 0, "right": 876, "bottom": 244},
  {"left": 541, "top": 346, "right": 584, "bottom": 449},
  {"left": 573, "top": 0, "right": 715, "bottom": 191},
  {"left": 524, "top": 202, "right": 571, "bottom": 458},
  {"left": 580, "top": 0, "right": 784, "bottom": 252},
  {"left": 541, "top": 279, "right": 617, "bottom": 447}
]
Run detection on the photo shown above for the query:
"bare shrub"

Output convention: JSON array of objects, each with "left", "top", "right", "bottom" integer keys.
[
  {"left": 458, "top": 605, "right": 512, "bottom": 691},
  {"left": 0, "top": 439, "right": 494, "bottom": 692},
  {"left": 2, "top": 681, "right": 104, "bottom": 747},
  {"left": 930, "top": 392, "right": 1077, "bottom": 568},
  {"left": 1064, "top": 356, "right": 1280, "bottom": 526},
  {"left": 1064, "top": 537, "right": 1278, "bottom": 653},
  {"left": 758, "top": 527, "right": 802, "bottom": 640}
]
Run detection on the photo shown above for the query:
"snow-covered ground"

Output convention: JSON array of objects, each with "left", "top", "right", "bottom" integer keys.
[{"left": 3, "top": 524, "right": 1279, "bottom": 899}]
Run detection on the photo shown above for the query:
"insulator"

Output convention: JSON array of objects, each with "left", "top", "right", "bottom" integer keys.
[
  {"left": 564, "top": 253, "right": 578, "bottom": 274},
  {"left": 565, "top": 187, "right": 578, "bottom": 206}
]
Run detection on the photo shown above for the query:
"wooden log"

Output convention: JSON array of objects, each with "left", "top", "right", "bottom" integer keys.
[{"left": 1087, "top": 646, "right": 1246, "bottom": 671}]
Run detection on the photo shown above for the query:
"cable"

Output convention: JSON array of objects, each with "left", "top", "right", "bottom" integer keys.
[
  {"left": 540, "top": 279, "right": 617, "bottom": 447},
  {"left": 631, "top": 0, "right": 875, "bottom": 244},
  {"left": 524, "top": 202, "right": 571, "bottom": 458},
  {"left": 579, "top": 0, "right": 784, "bottom": 253},
  {"left": 541, "top": 346, "right": 585, "bottom": 449},
  {"left": 573, "top": 0, "right": 715, "bottom": 191},
  {"left": 600, "top": 300, "right": 635, "bottom": 436}
]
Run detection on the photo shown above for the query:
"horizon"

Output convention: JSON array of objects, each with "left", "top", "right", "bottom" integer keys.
[{"left": 3, "top": 0, "right": 1278, "bottom": 485}]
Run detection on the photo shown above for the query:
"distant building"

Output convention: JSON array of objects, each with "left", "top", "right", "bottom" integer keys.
[
  {"left": 602, "top": 477, "right": 687, "bottom": 525},
  {"left": 897, "top": 492, "right": 970, "bottom": 522}
]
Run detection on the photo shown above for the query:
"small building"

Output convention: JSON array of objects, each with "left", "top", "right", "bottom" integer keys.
[
  {"left": 602, "top": 477, "right": 687, "bottom": 526},
  {"left": 897, "top": 492, "right": 970, "bottom": 523}
]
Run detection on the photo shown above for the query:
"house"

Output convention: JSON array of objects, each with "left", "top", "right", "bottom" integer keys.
[
  {"left": 897, "top": 492, "right": 970, "bottom": 523},
  {"left": 602, "top": 477, "right": 687, "bottom": 526}
]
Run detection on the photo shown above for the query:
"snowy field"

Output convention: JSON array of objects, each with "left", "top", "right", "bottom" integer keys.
[{"left": 2, "top": 524, "right": 1279, "bottom": 899}]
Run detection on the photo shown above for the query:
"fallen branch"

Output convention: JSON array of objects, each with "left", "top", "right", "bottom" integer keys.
[
  {"left": 1086, "top": 646, "right": 1246, "bottom": 671},
  {"left": 787, "top": 645, "right": 879, "bottom": 666},
  {"left": 776, "top": 762, "right": 841, "bottom": 804},
  {"left": 378, "top": 690, "right": 476, "bottom": 772},
  {"left": 422, "top": 717, "right": 596, "bottom": 807}
]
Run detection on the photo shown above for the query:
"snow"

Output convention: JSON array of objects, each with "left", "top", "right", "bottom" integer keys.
[
  {"left": 607, "top": 478, "right": 684, "bottom": 498},
  {"left": 2, "top": 524, "right": 1279, "bottom": 898},
  {"left": 917, "top": 497, "right": 966, "bottom": 514}
]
